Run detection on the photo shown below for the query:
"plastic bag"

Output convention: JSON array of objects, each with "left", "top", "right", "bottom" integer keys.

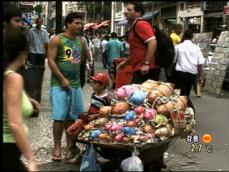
[
  {"left": 121, "top": 149, "right": 143, "bottom": 171},
  {"left": 80, "top": 144, "right": 101, "bottom": 172}
]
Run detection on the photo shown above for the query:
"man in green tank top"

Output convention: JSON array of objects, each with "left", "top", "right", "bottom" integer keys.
[{"left": 48, "top": 12, "right": 89, "bottom": 162}]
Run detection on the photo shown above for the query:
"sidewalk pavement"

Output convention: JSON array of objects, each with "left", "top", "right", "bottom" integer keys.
[{"left": 38, "top": 161, "right": 79, "bottom": 171}]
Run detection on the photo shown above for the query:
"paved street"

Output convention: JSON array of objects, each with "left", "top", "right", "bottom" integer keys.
[{"left": 26, "top": 60, "right": 229, "bottom": 171}]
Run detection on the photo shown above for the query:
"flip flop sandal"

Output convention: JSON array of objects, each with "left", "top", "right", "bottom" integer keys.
[{"left": 52, "top": 154, "right": 61, "bottom": 162}]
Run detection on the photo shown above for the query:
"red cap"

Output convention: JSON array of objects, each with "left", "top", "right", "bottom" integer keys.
[{"left": 90, "top": 72, "right": 109, "bottom": 86}]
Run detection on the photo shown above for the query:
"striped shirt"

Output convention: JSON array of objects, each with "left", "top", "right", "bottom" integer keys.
[{"left": 88, "top": 92, "right": 110, "bottom": 114}]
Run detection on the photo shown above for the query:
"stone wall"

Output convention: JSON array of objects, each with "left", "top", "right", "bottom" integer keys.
[
  {"left": 192, "top": 32, "right": 213, "bottom": 58},
  {"left": 203, "top": 31, "right": 229, "bottom": 96}
]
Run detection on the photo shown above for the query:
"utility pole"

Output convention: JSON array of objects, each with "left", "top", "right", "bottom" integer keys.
[{"left": 56, "top": 1, "right": 62, "bottom": 34}]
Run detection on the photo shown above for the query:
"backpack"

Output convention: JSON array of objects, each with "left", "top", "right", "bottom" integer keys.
[{"left": 133, "top": 19, "right": 175, "bottom": 68}]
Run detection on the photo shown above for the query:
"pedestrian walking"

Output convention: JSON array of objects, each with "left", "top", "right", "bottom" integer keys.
[
  {"left": 166, "top": 23, "right": 183, "bottom": 83},
  {"left": 3, "top": 26, "right": 38, "bottom": 172},
  {"left": 3, "top": 4, "right": 41, "bottom": 114},
  {"left": 173, "top": 29, "right": 205, "bottom": 111},
  {"left": 100, "top": 35, "right": 109, "bottom": 69},
  {"left": 26, "top": 18, "right": 50, "bottom": 66},
  {"left": 48, "top": 12, "right": 89, "bottom": 162},
  {"left": 115, "top": 3, "right": 165, "bottom": 170},
  {"left": 84, "top": 35, "right": 95, "bottom": 83},
  {"left": 116, "top": 2, "right": 160, "bottom": 84},
  {"left": 77, "top": 29, "right": 94, "bottom": 88},
  {"left": 106, "top": 32, "right": 124, "bottom": 87},
  {"left": 24, "top": 18, "right": 49, "bottom": 117},
  {"left": 92, "top": 34, "right": 102, "bottom": 61},
  {"left": 170, "top": 24, "right": 183, "bottom": 46}
]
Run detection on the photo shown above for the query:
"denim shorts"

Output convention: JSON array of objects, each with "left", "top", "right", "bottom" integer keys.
[{"left": 50, "top": 87, "right": 85, "bottom": 121}]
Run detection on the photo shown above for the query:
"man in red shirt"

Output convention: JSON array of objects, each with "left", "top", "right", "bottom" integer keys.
[
  {"left": 117, "top": 2, "right": 160, "bottom": 84},
  {"left": 116, "top": 3, "right": 166, "bottom": 171}
]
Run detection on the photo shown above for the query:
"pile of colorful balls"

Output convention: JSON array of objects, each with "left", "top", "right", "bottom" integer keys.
[{"left": 77, "top": 80, "right": 196, "bottom": 145}]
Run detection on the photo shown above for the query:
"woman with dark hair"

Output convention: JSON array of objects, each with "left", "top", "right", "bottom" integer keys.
[
  {"left": 3, "top": 26, "right": 38, "bottom": 171},
  {"left": 3, "top": 4, "right": 41, "bottom": 111},
  {"left": 3, "top": 4, "right": 23, "bottom": 29}
]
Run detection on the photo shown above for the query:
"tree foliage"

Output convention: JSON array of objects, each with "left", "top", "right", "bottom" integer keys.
[{"left": 34, "top": 4, "right": 42, "bottom": 17}]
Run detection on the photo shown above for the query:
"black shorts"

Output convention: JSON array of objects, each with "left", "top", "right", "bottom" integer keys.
[{"left": 3, "top": 143, "right": 28, "bottom": 171}]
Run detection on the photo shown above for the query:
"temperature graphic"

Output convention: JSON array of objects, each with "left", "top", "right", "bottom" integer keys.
[{"left": 187, "top": 134, "right": 213, "bottom": 153}]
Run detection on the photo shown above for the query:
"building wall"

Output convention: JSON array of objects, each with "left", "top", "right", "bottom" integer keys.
[
  {"left": 48, "top": 1, "right": 56, "bottom": 30},
  {"left": 65, "top": 2, "right": 87, "bottom": 24},
  {"left": 177, "top": 5, "right": 204, "bottom": 32},
  {"left": 111, "top": 2, "right": 156, "bottom": 36},
  {"left": 63, "top": 2, "right": 68, "bottom": 17},
  {"left": 160, "top": 2, "right": 177, "bottom": 34},
  {"left": 47, "top": 1, "right": 88, "bottom": 31},
  {"left": 111, "top": 1, "right": 227, "bottom": 35},
  {"left": 111, "top": 2, "right": 178, "bottom": 36},
  {"left": 111, "top": 2, "right": 126, "bottom": 36}
]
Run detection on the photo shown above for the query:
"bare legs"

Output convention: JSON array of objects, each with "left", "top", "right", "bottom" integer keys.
[
  {"left": 64, "top": 121, "right": 75, "bottom": 152},
  {"left": 53, "top": 120, "right": 76, "bottom": 160},
  {"left": 53, "top": 121, "right": 64, "bottom": 157}
]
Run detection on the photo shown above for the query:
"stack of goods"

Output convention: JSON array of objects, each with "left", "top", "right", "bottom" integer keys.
[{"left": 77, "top": 80, "right": 196, "bottom": 146}]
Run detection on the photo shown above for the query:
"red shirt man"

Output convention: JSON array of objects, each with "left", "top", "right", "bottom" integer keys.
[
  {"left": 128, "top": 20, "right": 158, "bottom": 71},
  {"left": 117, "top": 2, "right": 160, "bottom": 84}
]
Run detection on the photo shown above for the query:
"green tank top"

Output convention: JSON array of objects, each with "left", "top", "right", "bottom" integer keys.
[
  {"left": 3, "top": 70, "right": 34, "bottom": 143},
  {"left": 51, "top": 33, "right": 82, "bottom": 88}
]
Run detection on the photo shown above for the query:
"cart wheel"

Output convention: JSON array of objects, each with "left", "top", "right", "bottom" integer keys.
[
  {"left": 101, "top": 161, "right": 122, "bottom": 172},
  {"left": 144, "top": 156, "right": 166, "bottom": 172},
  {"left": 144, "top": 164, "right": 162, "bottom": 172}
]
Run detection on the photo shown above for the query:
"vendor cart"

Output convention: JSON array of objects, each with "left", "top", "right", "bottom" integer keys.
[
  {"left": 70, "top": 79, "right": 196, "bottom": 172},
  {"left": 77, "top": 136, "right": 177, "bottom": 172}
]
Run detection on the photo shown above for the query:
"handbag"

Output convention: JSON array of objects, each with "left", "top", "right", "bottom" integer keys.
[{"left": 80, "top": 144, "right": 101, "bottom": 172}]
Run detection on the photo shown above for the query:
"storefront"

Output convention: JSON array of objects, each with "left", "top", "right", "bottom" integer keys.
[
  {"left": 160, "top": 5, "right": 177, "bottom": 34},
  {"left": 187, "top": 16, "right": 201, "bottom": 33},
  {"left": 204, "top": 11, "right": 224, "bottom": 37}
]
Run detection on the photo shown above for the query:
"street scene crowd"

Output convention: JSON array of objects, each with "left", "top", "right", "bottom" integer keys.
[{"left": 3, "top": 1, "right": 229, "bottom": 172}]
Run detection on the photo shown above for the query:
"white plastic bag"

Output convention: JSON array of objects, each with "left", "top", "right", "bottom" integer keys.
[{"left": 120, "top": 149, "right": 143, "bottom": 171}]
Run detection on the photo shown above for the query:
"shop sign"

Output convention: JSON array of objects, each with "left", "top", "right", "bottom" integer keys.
[
  {"left": 115, "top": 13, "right": 123, "bottom": 19},
  {"left": 224, "top": 6, "right": 229, "bottom": 16}
]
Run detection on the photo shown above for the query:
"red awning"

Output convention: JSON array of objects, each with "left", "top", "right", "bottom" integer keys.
[
  {"left": 94, "top": 20, "right": 111, "bottom": 30},
  {"left": 84, "top": 23, "right": 97, "bottom": 31}
]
